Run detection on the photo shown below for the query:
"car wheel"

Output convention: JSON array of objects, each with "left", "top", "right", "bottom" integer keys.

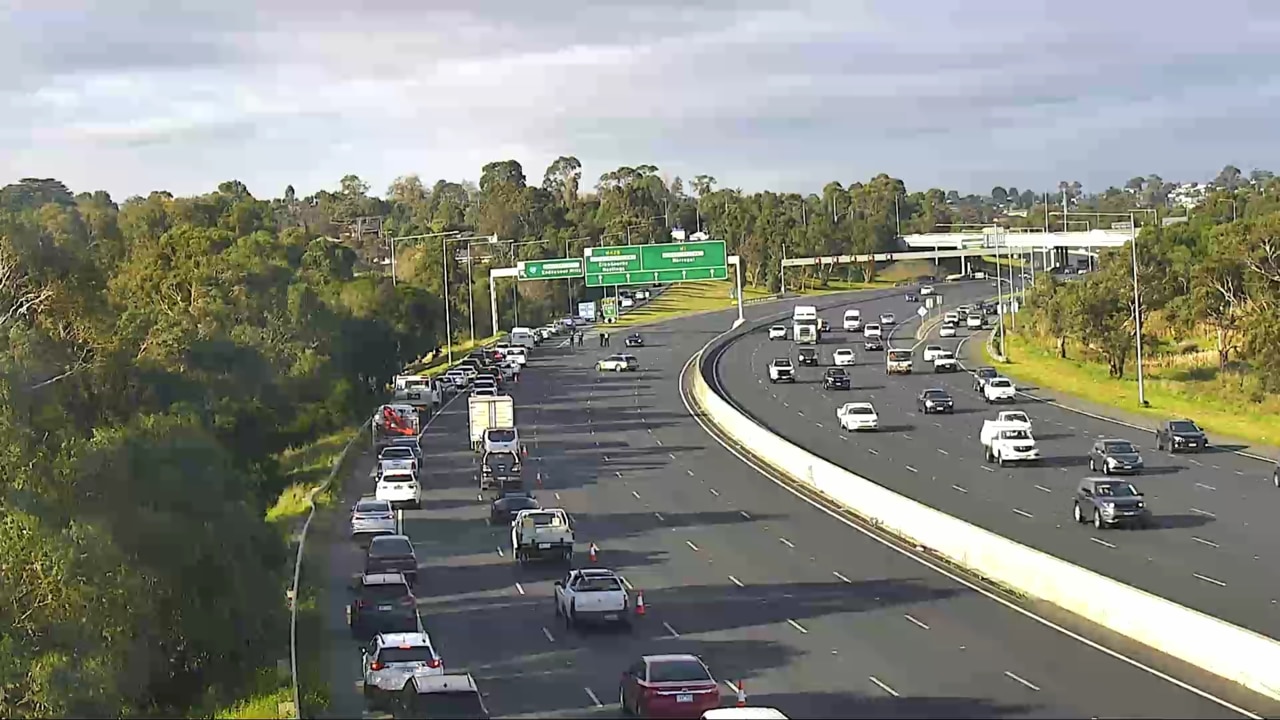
[
  {"left": 997, "top": 454, "right": 1005, "bottom": 467},
  {"left": 1102, "top": 464, "right": 1110, "bottom": 475},
  {"left": 1073, "top": 502, "right": 1083, "bottom": 523},
  {"left": 553, "top": 598, "right": 561, "bottom": 617},
  {"left": 1088, "top": 458, "right": 1095, "bottom": 471},
  {"left": 1094, "top": 509, "right": 1104, "bottom": 530}
]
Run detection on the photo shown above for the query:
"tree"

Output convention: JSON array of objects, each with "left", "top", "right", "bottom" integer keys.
[{"left": 991, "top": 186, "right": 1008, "bottom": 205}]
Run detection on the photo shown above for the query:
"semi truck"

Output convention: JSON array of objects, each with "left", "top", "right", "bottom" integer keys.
[
  {"left": 468, "top": 394, "right": 515, "bottom": 453},
  {"left": 792, "top": 304, "right": 819, "bottom": 345}
]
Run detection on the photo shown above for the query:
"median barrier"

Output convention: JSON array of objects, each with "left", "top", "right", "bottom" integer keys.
[{"left": 690, "top": 324, "right": 1280, "bottom": 703}]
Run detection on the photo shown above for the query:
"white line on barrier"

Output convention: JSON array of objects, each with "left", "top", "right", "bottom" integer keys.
[
  {"left": 686, "top": 540, "right": 700, "bottom": 552},
  {"left": 1013, "top": 508, "right": 1034, "bottom": 518},
  {"left": 543, "top": 627, "right": 556, "bottom": 643},
  {"left": 515, "top": 582, "right": 526, "bottom": 595},
  {"left": 905, "top": 465, "right": 918, "bottom": 473},
  {"left": 833, "top": 571, "right": 852, "bottom": 583},
  {"left": 1090, "top": 537, "right": 1116, "bottom": 549},
  {"left": 904, "top": 614, "right": 930, "bottom": 630},
  {"left": 681, "top": 302, "right": 1266, "bottom": 719},
  {"left": 786, "top": 618, "right": 809, "bottom": 634},
  {"left": 951, "top": 484, "right": 968, "bottom": 493},
  {"left": 1190, "top": 507, "right": 1217, "bottom": 518},
  {"left": 615, "top": 471, "right": 622, "bottom": 478},
  {"left": 1195, "top": 573, "right": 1228, "bottom": 588},
  {"left": 663, "top": 621, "right": 681, "bottom": 638},
  {"left": 1004, "top": 670, "right": 1041, "bottom": 691},
  {"left": 868, "top": 675, "right": 900, "bottom": 697},
  {"left": 780, "top": 537, "right": 795, "bottom": 548},
  {"left": 669, "top": 453, "right": 676, "bottom": 459},
  {"left": 1192, "top": 537, "right": 1220, "bottom": 548},
  {"left": 584, "top": 687, "right": 602, "bottom": 707},
  {"left": 1196, "top": 483, "right": 1217, "bottom": 491},
  {"left": 740, "top": 510, "right": 752, "bottom": 520},
  {"left": 729, "top": 575, "right": 745, "bottom": 587}
]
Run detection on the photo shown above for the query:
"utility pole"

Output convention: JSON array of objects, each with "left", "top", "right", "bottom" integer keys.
[{"left": 1130, "top": 211, "right": 1148, "bottom": 407}]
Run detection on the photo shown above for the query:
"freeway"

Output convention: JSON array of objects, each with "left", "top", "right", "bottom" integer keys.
[
  {"left": 714, "top": 283, "right": 1280, "bottom": 696},
  {"left": 322, "top": 288, "right": 1271, "bottom": 719}
]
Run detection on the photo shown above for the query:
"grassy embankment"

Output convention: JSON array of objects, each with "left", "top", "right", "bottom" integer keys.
[{"left": 986, "top": 318, "right": 1280, "bottom": 448}]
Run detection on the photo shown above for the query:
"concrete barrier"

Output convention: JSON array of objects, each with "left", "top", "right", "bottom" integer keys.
[{"left": 690, "top": 341, "right": 1280, "bottom": 702}]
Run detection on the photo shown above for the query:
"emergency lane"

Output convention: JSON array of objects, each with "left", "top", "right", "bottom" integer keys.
[
  {"left": 332, "top": 284, "right": 1267, "bottom": 719},
  {"left": 714, "top": 283, "right": 1280, "bottom": 713}
]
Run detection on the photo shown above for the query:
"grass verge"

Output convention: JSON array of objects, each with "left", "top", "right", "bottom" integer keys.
[
  {"left": 608, "top": 281, "right": 773, "bottom": 328},
  {"left": 988, "top": 331, "right": 1280, "bottom": 447},
  {"left": 402, "top": 334, "right": 502, "bottom": 376}
]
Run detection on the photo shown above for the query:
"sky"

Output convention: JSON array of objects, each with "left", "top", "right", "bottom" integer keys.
[{"left": 3, "top": 0, "right": 1279, "bottom": 201}]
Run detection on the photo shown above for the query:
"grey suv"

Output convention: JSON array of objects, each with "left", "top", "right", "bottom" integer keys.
[
  {"left": 1088, "top": 439, "right": 1144, "bottom": 475},
  {"left": 1072, "top": 478, "right": 1151, "bottom": 530}
]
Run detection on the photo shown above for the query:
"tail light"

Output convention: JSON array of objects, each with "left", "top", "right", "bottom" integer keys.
[
  {"left": 400, "top": 596, "right": 415, "bottom": 606},
  {"left": 369, "top": 661, "right": 384, "bottom": 671},
  {"left": 641, "top": 686, "right": 660, "bottom": 699},
  {"left": 427, "top": 658, "right": 442, "bottom": 669}
]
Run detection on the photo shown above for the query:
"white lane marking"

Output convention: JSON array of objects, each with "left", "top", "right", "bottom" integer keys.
[
  {"left": 1235, "top": 470, "right": 1245, "bottom": 476},
  {"left": 687, "top": 469, "right": 695, "bottom": 477},
  {"left": 786, "top": 618, "right": 809, "bottom": 634},
  {"left": 1196, "top": 482, "right": 1217, "bottom": 491},
  {"left": 603, "top": 455, "right": 610, "bottom": 462},
  {"left": 903, "top": 434, "right": 913, "bottom": 440},
  {"left": 904, "top": 614, "right": 930, "bottom": 630},
  {"left": 709, "top": 488, "right": 720, "bottom": 497},
  {"left": 543, "top": 627, "right": 556, "bottom": 643},
  {"left": 833, "top": 570, "right": 852, "bottom": 583},
  {"left": 682, "top": 335, "right": 1265, "bottom": 720},
  {"left": 497, "top": 547, "right": 505, "bottom": 557},
  {"left": 905, "top": 465, "right": 918, "bottom": 473},
  {"left": 937, "top": 448, "right": 949, "bottom": 455},
  {"left": 868, "top": 676, "right": 900, "bottom": 697},
  {"left": 631, "top": 490, "right": 641, "bottom": 500},
  {"left": 740, "top": 510, "right": 752, "bottom": 520},
  {"left": 868, "top": 448, "right": 879, "bottom": 455},
  {"left": 1034, "top": 485, "right": 1052, "bottom": 493},
  {"left": 1004, "top": 670, "right": 1041, "bottom": 691},
  {"left": 654, "top": 512, "right": 665, "bottom": 522},
  {"left": 840, "top": 434, "right": 850, "bottom": 441},
  {"left": 669, "top": 453, "right": 677, "bottom": 460},
  {"left": 555, "top": 492, "right": 561, "bottom": 500},
  {"left": 951, "top": 484, "right": 968, "bottom": 493},
  {"left": 1194, "top": 573, "right": 1227, "bottom": 587},
  {"left": 1090, "top": 537, "right": 1116, "bottom": 549},
  {"left": 981, "top": 465, "right": 995, "bottom": 472},
  {"left": 1190, "top": 507, "right": 1217, "bottom": 518},
  {"left": 729, "top": 575, "right": 745, "bottom": 587},
  {"left": 783, "top": 402, "right": 789, "bottom": 408},
  {"left": 779, "top": 537, "right": 795, "bottom": 548},
  {"left": 584, "top": 687, "right": 602, "bottom": 707},
  {"left": 1013, "top": 508, "right": 1034, "bottom": 518},
  {"left": 614, "top": 471, "right": 622, "bottom": 478},
  {"left": 815, "top": 422, "right": 824, "bottom": 428},
  {"left": 515, "top": 582, "right": 526, "bottom": 595},
  {"left": 1192, "top": 537, "right": 1220, "bottom": 548},
  {"left": 686, "top": 540, "right": 700, "bottom": 552},
  {"left": 662, "top": 621, "right": 681, "bottom": 638},
  {"left": 655, "top": 438, "right": 662, "bottom": 445},
  {"left": 1189, "top": 458, "right": 1203, "bottom": 466}
]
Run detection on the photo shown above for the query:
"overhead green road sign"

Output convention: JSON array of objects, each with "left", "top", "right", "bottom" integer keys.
[
  {"left": 517, "top": 257, "right": 584, "bottom": 281},
  {"left": 584, "top": 240, "right": 728, "bottom": 287}
]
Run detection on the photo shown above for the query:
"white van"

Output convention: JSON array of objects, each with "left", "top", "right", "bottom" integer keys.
[
  {"left": 509, "top": 327, "right": 536, "bottom": 349},
  {"left": 843, "top": 309, "right": 862, "bottom": 331}
]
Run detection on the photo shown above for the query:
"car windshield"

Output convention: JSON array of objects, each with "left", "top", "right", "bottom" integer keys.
[
  {"left": 827, "top": 369, "right": 847, "bottom": 377},
  {"left": 888, "top": 351, "right": 912, "bottom": 361},
  {"left": 1104, "top": 442, "right": 1137, "bottom": 454},
  {"left": 774, "top": 359, "right": 792, "bottom": 366},
  {"left": 363, "top": 582, "right": 409, "bottom": 601},
  {"left": 847, "top": 405, "right": 874, "bottom": 415},
  {"left": 924, "top": 390, "right": 949, "bottom": 399},
  {"left": 1095, "top": 482, "right": 1139, "bottom": 497},
  {"left": 936, "top": 352, "right": 954, "bottom": 359},
  {"left": 979, "top": 368, "right": 997, "bottom": 378},
  {"left": 649, "top": 659, "right": 711, "bottom": 683},
  {"left": 799, "top": 350, "right": 815, "bottom": 356},
  {"left": 378, "top": 646, "right": 434, "bottom": 664},
  {"left": 369, "top": 538, "right": 414, "bottom": 557},
  {"left": 1004, "top": 412, "right": 1029, "bottom": 423},
  {"left": 771, "top": 326, "right": 785, "bottom": 331},
  {"left": 382, "top": 448, "right": 414, "bottom": 459},
  {"left": 356, "top": 500, "right": 391, "bottom": 514},
  {"left": 990, "top": 379, "right": 1011, "bottom": 387},
  {"left": 927, "top": 346, "right": 941, "bottom": 352},
  {"left": 487, "top": 429, "right": 516, "bottom": 443},
  {"left": 1169, "top": 421, "right": 1200, "bottom": 433},
  {"left": 576, "top": 575, "right": 623, "bottom": 592}
]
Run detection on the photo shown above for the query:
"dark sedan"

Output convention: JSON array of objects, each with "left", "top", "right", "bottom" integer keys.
[
  {"left": 624, "top": 333, "right": 644, "bottom": 347},
  {"left": 1156, "top": 419, "right": 1207, "bottom": 452},
  {"left": 917, "top": 388, "right": 954, "bottom": 414},
  {"left": 822, "top": 367, "right": 851, "bottom": 390},
  {"left": 490, "top": 493, "right": 540, "bottom": 525}
]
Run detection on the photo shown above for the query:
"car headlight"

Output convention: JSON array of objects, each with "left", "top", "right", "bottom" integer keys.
[
  {"left": 1105, "top": 456, "right": 1118, "bottom": 466},
  {"left": 1101, "top": 501, "right": 1115, "bottom": 510}
]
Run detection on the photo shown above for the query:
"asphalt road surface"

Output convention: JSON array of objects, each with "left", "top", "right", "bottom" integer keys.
[{"left": 321, "top": 285, "right": 1275, "bottom": 719}]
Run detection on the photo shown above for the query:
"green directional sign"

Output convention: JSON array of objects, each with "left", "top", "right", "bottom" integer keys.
[
  {"left": 584, "top": 240, "right": 728, "bottom": 287},
  {"left": 517, "top": 257, "right": 584, "bottom": 281}
]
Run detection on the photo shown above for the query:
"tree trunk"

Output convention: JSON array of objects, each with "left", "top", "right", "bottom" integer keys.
[
  {"left": 1216, "top": 325, "right": 1229, "bottom": 371},
  {"left": 1107, "top": 353, "right": 1126, "bottom": 378},
  {"left": 1056, "top": 335, "right": 1068, "bottom": 359}
]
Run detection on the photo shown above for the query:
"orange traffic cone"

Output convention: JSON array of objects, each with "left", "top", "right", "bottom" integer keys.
[
  {"left": 736, "top": 680, "right": 746, "bottom": 707},
  {"left": 635, "top": 591, "right": 646, "bottom": 616},
  {"left": 589, "top": 543, "right": 598, "bottom": 563}
]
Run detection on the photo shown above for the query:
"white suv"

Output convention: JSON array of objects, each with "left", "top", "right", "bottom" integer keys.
[
  {"left": 362, "top": 632, "right": 443, "bottom": 707},
  {"left": 832, "top": 348, "right": 856, "bottom": 366},
  {"left": 376, "top": 471, "right": 422, "bottom": 510}
]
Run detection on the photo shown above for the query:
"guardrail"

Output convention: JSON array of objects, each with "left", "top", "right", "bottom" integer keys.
[{"left": 687, "top": 310, "right": 1280, "bottom": 704}]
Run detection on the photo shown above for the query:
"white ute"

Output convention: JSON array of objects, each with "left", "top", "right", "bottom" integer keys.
[
  {"left": 980, "top": 424, "right": 1040, "bottom": 466},
  {"left": 553, "top": 568, "right": 632, "bottom": 629},
  {"left": 512, "top": 508, "right": 575, "bottom": 563},
  {"left": 932, "top": 350, "right": 958, "bottom": 372},
  {"left": 832, "top": 348, "right": 856, "bottom": 366},
  {"left": 768, "top": 325, "right": 788, "bottom": 340},
  {"left": 922, "top": 345, "right": 948, "bottom": 362},
  {"left": 982, "top": 377, "right": 1018, "bottom": 403},
  {"left": 836, "top": 402, "right": 879, "bottom": 431}
]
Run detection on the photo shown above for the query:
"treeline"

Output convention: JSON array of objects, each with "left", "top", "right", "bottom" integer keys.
[
  {"left": 1020, "top": 177, "right": 1280, "bottom": 394},
  {"left": 0, "top": 179, "right": 443, "bottom": 716}
]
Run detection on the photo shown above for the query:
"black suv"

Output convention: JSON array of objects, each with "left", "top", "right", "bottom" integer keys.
[
  {"left": 365, "top": 535, "right": 419, "bottom": 586},
  {"left": 822, "top": 368, "right": 851, "bottom": 390},
  {"left": 348, "top": 572, "right": 418, "bottom": 639},
  {"left": 1072, "top": 478, "right": 1151, "bottom": 530},
  {"left": 917, "top": 388, "right": 954, "bottom": 414},
  {"left": 1155, "top": 419, "right": 1207, "bottom": 452},
  {"left": 972, "top": 367, "right": 998, "bottom": 392},
  {"left": 797, "top": 348, "right": 819, "bottom": 366},
  {"left": 625, "top": 333, "right": 644, "bottom": 347},
  {"left": 1088, "top": 439, "right": 1144, "bottom": 475},
  {"left": 490, "top": 492, "right": 540, "bottom": 525}
]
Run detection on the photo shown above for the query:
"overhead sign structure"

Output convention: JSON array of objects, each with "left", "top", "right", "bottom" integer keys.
[
  {"left": 584, "top": 240, "right": 728, "bottom": 287},
  {"left": 517, "top": 257, "right": 585, "bottom": 281}
]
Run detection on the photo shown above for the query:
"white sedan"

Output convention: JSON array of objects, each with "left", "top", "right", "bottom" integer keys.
[
  {"left": 836, "top": 402, "right": 879, "bottom": 431},
  {"left": 939, "top": 323, "right": 957, "bottom": 338},
  {"left": 768, "top": 325, "right": 788, "bottom": 340},
  {"left": 922, "top": 345, "right": 947, "bottom": 362},
  {"left": 879, "top": 313, "right": 896, "bottom": 326},
  {"left": 832, "top": 348, "right": 856, "bottom": 366}
]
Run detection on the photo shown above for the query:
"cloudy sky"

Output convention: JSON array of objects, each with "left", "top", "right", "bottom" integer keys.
[{"left": 3, "top": 0, "right": 1279, "bottom": 200}]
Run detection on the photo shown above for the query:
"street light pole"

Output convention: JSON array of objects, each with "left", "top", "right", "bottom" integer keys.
[
  {"left": 387, "top": 230, "right": 460, "bottom": 286},
  {"left": 996, "top": 232, "right": 1007, "bottom": 357},
  {"left": 442, "top": 234, "right": 453, "bottom": 365},
  {"left": 1129, "top": 211, "right": 1148, "bottom": 407}
]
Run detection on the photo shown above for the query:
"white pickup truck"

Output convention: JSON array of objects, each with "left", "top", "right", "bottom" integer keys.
[
  {"left": 980, "top": 420, "right": 1040, "bottom": 466},
  {"left": 512, "top": 508, "right": 574, "bottom": 563},
  {"left": 982, "top": 376, "right": 1018, "bottom": 403},
  {"left": 932, "top": 350, "right": 958, "bottom": 372},
  {"left": 553, "top": 568, "right": 631, "bottom": 629}
]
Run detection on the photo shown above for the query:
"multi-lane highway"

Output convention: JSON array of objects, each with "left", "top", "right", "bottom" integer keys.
[
  {"left": 715, "top": 284, "right": 1280, "bottom": 687},
  {"left": 321, "top": 288, "right": 1275, "bottom": 719}
]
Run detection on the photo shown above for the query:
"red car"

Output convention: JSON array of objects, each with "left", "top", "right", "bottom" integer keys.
[{"left": 619, "top": 653, "right": 720, "bottom": 718}]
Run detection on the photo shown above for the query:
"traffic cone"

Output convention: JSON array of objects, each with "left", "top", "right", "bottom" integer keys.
[
  {"left": 634, "top": 590, "right": 646, "bottom": 616},
  {"left": 536, "top": 472, "right": 543, "bottom": 487},
  {"left": 736, "top": 680, "right": 746, "bottom": 707},
  {"left": 589, "top": 543, "right": 598, "bottom": 563}
]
